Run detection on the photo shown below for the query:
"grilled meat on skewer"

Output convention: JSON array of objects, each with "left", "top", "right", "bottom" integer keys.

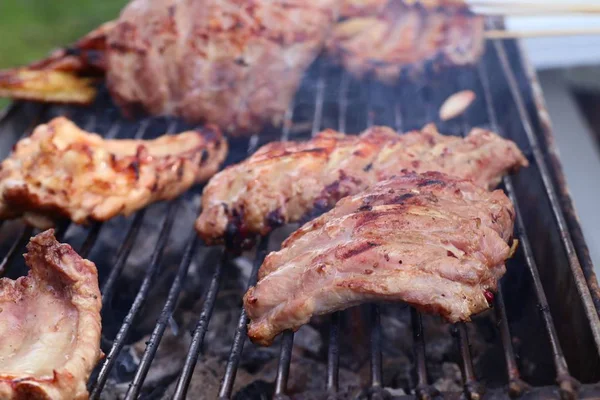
[
  {"left": 196, "top": 124, "right": 527, "bottom": 249},
  {"left": 0, "top": 0, "right": 339, "bottom": 135},
  {"left": 328, "top": 0, "right": 485, "bottom": 82},
  {"left": 244, "top": 172, "right": 517, "bottom": 346},
  {"left": 0, "top": 117, "right": 227, "bottom": 228},
  {"left": 0, "top": 229, "right": 102, "bottom": 399}
]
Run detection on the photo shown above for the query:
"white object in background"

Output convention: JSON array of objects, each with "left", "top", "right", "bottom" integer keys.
[
  {"left": 468, "top": 0, "right": 600, "bottom": 69},
  {"left": 507, "top": 15, "right": 600, "bottom": 69}
]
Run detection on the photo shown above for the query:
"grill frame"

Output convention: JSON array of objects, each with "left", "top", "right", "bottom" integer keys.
[{"left": 0, "top": 32, "right": 599, "bottom": 400}]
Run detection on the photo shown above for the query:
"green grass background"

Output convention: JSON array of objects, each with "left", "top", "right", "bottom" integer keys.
[{"left": 0, "top": 1, "right": 127, "bottom": 108}]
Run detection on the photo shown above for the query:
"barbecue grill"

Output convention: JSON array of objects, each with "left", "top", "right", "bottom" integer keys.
[{"left": 1, "top": 20, "right": 600, "bottom": 400}]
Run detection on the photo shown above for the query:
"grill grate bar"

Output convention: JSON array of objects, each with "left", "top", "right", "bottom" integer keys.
[
  {"left": 411, "top": 308, "right": 436, "bottom": 400},
  {"left": 274, "top": 331, "right": 295, "bottom": 397},
  {"left": 97, "top": 119, "right": 162, "bottom": 304},
  {"left": 508, "top": 175, "right": 577, "bottom": 397},
  {"left": 0, "top": 225, "right": 33, "bottom": 277},
  {"left": 477, "top": 59, "right": 578, "bottom": 395},
  {"left": 90, "top": 201, "right": 179, "bottom": 398},
  {"left": 494, "top": 285, "right": 528, "bottom": 396},
  {"left": 100, "top": 210, "right": 146, "bottom": 305},
  {"left": 399, "top": 91, "right": 435, "bottom": 400},
  {"left": 365, "top": 77, "right": 385, "bottom": 399},
  {"left": 312, "top": 63, "right": 326, "bottom": 137},
  {"left": 451, "top": 74, "right": 528, "bottom": 399},
  {"left": 134, "top": 119, "right": 151, "bottom": 140},
  {"left": 444, "top": 89, "right": 484, "bottom": 400},
  {"left": 273, "top": 61, "right": 330, "bottom": 397},
  {"left": 454, "top": 323, "right": 482, "bottom": 399},
  {"left": 324, "top": 69, "right": 350, "bottom": 397},
  {"left": 338, "top": 72, "right": 350, "bottom": 134},
  {"left": 104, "top": 121, "right": 124, "bottom": 139},
  {"left": 492, "top": 37, "right": 600, "bottom": 354},
  {"left": 172, "top": 249, "right": 225, "bottom": 400},
  {"left": 217, "top": 121, "right": 284, "bottom": 399},
  {"left": 369, "top": 305, "right": 383, "bottom": 389},
  {"left": 79, "top": 221, "right": 103, "bottom": 259},
  {"left": 51, "top": 219, "right": 71, "bottom": 243},
  {"left": 327, "top": 312, "right": 341, "bottom": 393},
  {"left": 247, "top": 134, "right": 260, "bottom": 156},
  {"left": 218, "top": 237, "right": 270, "bottom": 399},
  {"left": 125, "top": 231, "right": 200, "bottom": 399}
]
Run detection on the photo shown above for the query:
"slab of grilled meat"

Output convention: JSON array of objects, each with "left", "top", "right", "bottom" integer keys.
[
  {"left": 0, "top": 229, "right": 102, "bottom": 399},
  {"left": 0, "top": 117, "right": 227, "bottom": 228},
  {"left": 329, "top": 0, "right": 485, "bottom": 83},
  {"left": 196, "top": 124, "right": 527, "bottom": 249},
  {"left": 0, "top": 0, "right": 338, "bottom": 135},
  {"left": 244, "top": 172, "right": 517, "bottom": 345}
]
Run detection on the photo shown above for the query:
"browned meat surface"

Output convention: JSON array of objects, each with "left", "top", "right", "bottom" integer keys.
[
  {"left": 196, "top": 124, "right": 527, "bottom": 248},
  {"left": 107, "top": 0, "right": 339, "bottom": 135},
  {"left": 0, "top": 229, "right": 102, "bottom": 399},
  {"left": 244, "top": 172, "right": 517, "bottom": 345},
  {"left": 0, "top": 0, "right": 338, "bottom": 135},
  {"left": 328, "top": 0, "right": 485, "bottom": 83},
  {"left": 0, "top": 117, "right": 227, "bottom": 228}
]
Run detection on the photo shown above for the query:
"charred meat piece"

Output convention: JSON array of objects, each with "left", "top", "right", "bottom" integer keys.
[
  {"left": 328, "top": 0, "right": 485, "bottom": 83},
  {"left": 0, "top": 229, "right": 102, "bottom": 399},
  {"left": 0, "top": 117, "right": 227, "bottom": 228},
  {"left": 0, "top": 0, "right": 338, "bottom": 135},
  {"left": 196, "top": 124, "right": 527, "bottom": 248},
  {"left": 0, "top": 21, "right": 114, "bottom": 104},
  {"left": 244, "top": 172, "right": 517, "bottom": 345}
]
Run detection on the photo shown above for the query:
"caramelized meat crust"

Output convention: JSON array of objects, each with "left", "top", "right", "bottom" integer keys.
[
  {"left": 0, "top": 117, "right": 227, "bottom": 228},
  {"left": 196, "top": 125, "right": 527, "bottom": 248},
  {"left": 0, "top": 21, "right": 114, "bottom": 104},
  {"left": 244, "top": 172, "right": 517, "bottom": 345},
  {"left": 0, "top": 229, "right": 102, "bottom": 399},
  {"left": 328, "top": 0, "right": 485, "bottom": 82},
  {"left": 106, "top": 0, "right": 339, "bottom": 135}
]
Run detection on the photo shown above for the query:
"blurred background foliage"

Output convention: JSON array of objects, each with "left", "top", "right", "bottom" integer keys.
[{"left": 0, "top": 0, "right": 126, "bottom": 68}]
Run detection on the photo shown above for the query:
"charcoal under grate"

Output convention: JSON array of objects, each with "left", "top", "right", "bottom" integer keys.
[{"left": 0, "top": 29, "right": 600, "bottom": 400}]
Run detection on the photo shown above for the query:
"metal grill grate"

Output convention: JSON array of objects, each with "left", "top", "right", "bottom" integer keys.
[{"left": 0, "top": 32, "right": 599, "bottom": 400}]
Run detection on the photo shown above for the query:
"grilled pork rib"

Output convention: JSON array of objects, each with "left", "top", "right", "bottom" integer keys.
[
  {"left": 196, "top": 125, "right": 527, "bottom": 248},
  {"left": 329, "top": 0, "right": 485, "bottom": 82},
  {"left": 0, "top": 229, "right": 102, "bottom": 400},
  {"left": 0, "top": 117, "right": 227, "bottom": 228},
  {"left": 244, "top": 172, "right": 517, "bottom": 346}
]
